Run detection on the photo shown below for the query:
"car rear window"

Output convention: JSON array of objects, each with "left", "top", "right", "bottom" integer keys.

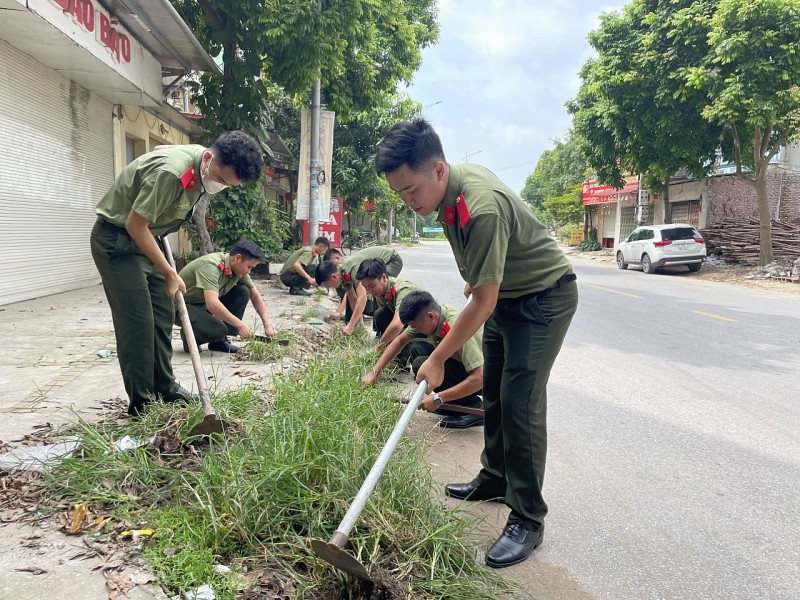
[{"left": 661, "top": 227, "right": 698, "bottom": 241}]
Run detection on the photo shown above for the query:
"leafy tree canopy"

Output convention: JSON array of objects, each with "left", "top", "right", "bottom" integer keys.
[
  {"left": 568, "top": 0, "right": 721, "bottom": 196},
  {"left": 520, "top": 131, "right": 588, "bottom": 226}
]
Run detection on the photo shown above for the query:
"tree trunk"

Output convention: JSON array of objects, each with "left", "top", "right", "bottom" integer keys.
[
  {"left": 755, "top": 167, "right": 773, "bottom": 266},
  {"left": 662, "top": 176, "right": 672, "bottom": 224},
  {"left": 192, "top": 195, "right": 214, "bottom": 255}
]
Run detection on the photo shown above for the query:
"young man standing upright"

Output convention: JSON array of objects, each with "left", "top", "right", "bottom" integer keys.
[
  {"left": 178, "top": 239, "right": 274, "bottom": 353},
  {"left": 375, "top": 119, "right": 578, "bottom": 568},
  {"left": 91, "top": 131, "right": 263, "bottom": 416}
]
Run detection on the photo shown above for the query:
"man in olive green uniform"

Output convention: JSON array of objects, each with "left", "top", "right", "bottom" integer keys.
[
  {"left": 91, "top": 131, "right": 263, "bottom": 416},
  {"left": 279, "top": 236, "right": 330, "bottom": 296},
  {"left": 363, "top": 290, "right": 485, "bottom": 428},
  {"left": 178, "top": 239, "right": 274, "bottom": 353},
  {"left": 376, "top": 119, "right": 578, "bottom": 568},
  {"left": 315, "top": 246, "right": 403, "bottom": 335},
  {"left": 355, "top": 257, "right": 425, "bottom": 343}
]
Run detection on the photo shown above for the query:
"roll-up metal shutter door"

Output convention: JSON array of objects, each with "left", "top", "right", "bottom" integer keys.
[{"left": 0, "top": 39, "right": 114, "bottom": 306}]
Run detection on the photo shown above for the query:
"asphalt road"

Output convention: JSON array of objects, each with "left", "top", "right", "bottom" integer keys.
[{"left": 399, "top": 241, "right": 800, "bottom": 600}]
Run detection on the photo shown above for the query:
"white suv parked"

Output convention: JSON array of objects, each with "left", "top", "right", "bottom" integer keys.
[{"left": 616, "top": 224, "right": 706, "bottom": 274}]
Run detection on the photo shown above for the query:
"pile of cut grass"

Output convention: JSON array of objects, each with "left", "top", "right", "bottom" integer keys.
[{"left": 42, "top": 331, "right": 511, "bottom": 599}]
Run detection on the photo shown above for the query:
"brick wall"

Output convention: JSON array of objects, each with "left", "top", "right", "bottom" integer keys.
[{"left": 704, "top": 169, "right": 800, "bottom": 225}]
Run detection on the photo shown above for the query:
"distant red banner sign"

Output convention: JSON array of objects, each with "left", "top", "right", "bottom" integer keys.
[{"left": 581, "top": 180, "right": 638, "bottom": 205}]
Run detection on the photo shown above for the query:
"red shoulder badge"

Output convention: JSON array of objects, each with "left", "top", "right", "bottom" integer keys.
[
  {"left": 342, "top": 272, "right": 352, "bottom": 282},
  {"left": 180, "top": 167, "right": 198, "bottom": 190},
  {"left": 218, "top": 261, "right": 231, "bottom": 277},
  {"left": 439, "top": 321, "right": 450, "bottom": 339},
  {"left": 387, "top": 286, "right": 397, "bottom": 302},
  {"left": 443, "top": 206, "right": 456, "bottom": 226},
  {"left": 456, "top": 194, "right": 471, "bottom": 228}
]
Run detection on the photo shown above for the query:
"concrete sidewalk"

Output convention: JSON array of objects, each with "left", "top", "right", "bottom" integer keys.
[{"left": 0, "top": 269, "right": 338, "bottom": 600}]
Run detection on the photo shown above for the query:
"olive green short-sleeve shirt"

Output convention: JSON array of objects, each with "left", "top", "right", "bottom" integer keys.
[
  {"left": 406, "top": 304, "right": 483, "bottom": 371},
  {"left": 96, "top": 145, "right": 206, "bottom": 237},
  {"left": 437, "top": 164, "right": 572, "bottom": 298},
  {"left": 280, "top": 247, "right": 318, "bottom": 276},
  {"left": 179, "top": 252, "right": 255, "bottom": 304},
  {"left": 375, "top": 277, "right": 426, "bottom": 312},
  {"left": 339, "top": 246, "right": 396, "bottom": 292}
]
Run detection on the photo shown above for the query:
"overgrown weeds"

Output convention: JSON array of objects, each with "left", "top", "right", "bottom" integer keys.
[{"left": 41, "top": 330, "right": 511, "bottom": 599}]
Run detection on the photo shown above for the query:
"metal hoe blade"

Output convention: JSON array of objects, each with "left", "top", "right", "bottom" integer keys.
[{"left": 311, "top": 381, "right": 428, "bottom": 580}]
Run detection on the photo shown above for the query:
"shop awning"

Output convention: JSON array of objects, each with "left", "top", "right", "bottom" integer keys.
[
  {"left": 106, "top": 0, "right": 219, "bottom": 76},
  {"left": 592, "top": 182, "right": 638, "bottom": 197}
]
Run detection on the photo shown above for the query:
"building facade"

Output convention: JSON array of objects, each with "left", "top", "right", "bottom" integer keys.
[{"left": 0, "top": 0, "right": 215, "bottom": 305}]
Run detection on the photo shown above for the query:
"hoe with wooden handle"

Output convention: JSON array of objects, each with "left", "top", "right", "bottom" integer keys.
[
  {"left": 311, "top": 380, "right": 428, "bottom": 579},
  {"left": 161, "top": 237, "right": 226, "bottom": 437}
]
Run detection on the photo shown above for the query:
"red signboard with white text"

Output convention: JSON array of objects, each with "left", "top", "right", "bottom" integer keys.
[{"left": 301, "top": 197, "right": 343, "bottom": 246}]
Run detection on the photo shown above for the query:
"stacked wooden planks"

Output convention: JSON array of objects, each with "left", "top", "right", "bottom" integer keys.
[{"left": 702, "top": 219, "right": 800, "bottom": 265}]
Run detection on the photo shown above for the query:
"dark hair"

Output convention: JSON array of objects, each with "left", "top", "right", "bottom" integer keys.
[
  {"left": 230, "top": 238, "right": 264, "bottom": 261},
  {"left": 210, "top": 130, "right": 263, "bottom": 182},
  {"left": 356, "top": 258, "right": 387, "bottom": 281},
  {"left": 314, "top": 236, "right": 331, "bottom": 247},
  {"left": 375, "top": 118, "right": 446, "bottom": 175},
  {"left": 399, "top": 290, "right": 440, "bottom": 325},
  {"left": 323, "top": 248, "right": 343, "bottom": 262},
  {"left": 315, "top": 260, "right": 340, "bottom": 286}
]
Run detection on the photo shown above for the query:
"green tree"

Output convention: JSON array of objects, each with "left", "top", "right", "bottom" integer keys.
[
  {"left": 569, "top": 1, "right": 720, "bottom": 225},
  {"left": 520, "top": 131, "right": 588, "bottom": 227},
  {"left": 170, "top": 0, "right": 438, "bottom": 252},
  {"left": 681, "top": 0, "right": 800, "bottom": 265}
]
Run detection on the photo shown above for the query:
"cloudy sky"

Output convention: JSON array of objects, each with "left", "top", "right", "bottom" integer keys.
[{"left": 405, "top": 0, "right": 623, "bottom": 193}]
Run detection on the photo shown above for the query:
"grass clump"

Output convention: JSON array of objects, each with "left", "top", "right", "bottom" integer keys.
[{"left": 41, "top": 331, "right": 511, "bottom": 599}]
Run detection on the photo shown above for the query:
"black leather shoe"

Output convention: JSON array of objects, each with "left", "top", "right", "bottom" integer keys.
[
  {"left": 289, "top": 287, "right": 312, "bottom": 296},
  {"left": 485, "top": 520, "right": 543, "bottom": 568},
  {"left": 438, "top": 413, "right": 484, "bottom": 429},
  {"left": 163, "top": 386, "right": 200, "bottom": 404},
  {"left": 208, "top": 338, "right": 240, "bottom": 353},
  {"left": 445, "top": 479, "right": 506, "bottom": 503}
]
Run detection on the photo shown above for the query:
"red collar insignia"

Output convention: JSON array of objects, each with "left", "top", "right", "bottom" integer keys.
[
  {"left": 456, "top": 194, "right": 471, "bottom": 227},
  {"left": 387, "top": 286, "right": 397, "bottom": 302},
  {"left": 342, "top": 272, "right": 352, "bottom": 282},
  {"left": 180, "top": 166, "right": 198, "bottom": 190},
  {"left": 443, "top": 206, "right": 456, "bottom": 226},
  {"left": 439, "top": 320, "right": 450, "bottom": 339},
  {"left": 218, "top": 261, "right": 231, "bottom": 277}
]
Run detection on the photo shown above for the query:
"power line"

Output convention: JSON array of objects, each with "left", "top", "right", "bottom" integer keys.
[{"left": 493, "top": 160, "right": 537, "bottom": 172}]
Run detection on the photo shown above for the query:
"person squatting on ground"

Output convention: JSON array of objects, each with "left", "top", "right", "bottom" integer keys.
[
  {"left": 279, "top": 237, "right": 330, "bottom": 296},
  {"left": 177, "top": 239, "right": 274, "bottom": 354},
  {"left": 362, "top": 290, "right": 485, "bottom": 429},
  {"left": 375, "top": 118, "right": 578, "bottom": 568},
  {"left": 90, "top": 130, "right": 263, "bottom": 416},
  {"left": 315, "top": 246, "right": 403, "bottom": 335}
]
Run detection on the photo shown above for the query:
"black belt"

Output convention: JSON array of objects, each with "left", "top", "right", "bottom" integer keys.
[
  {"left": 552, "top": 271, "right": 577, "bottom": 288},
  {"left": 95, "top": 216, "right": 128, "bottom": 234},
  {"left": 499, "top": 271, "right": 577, "bottom": 304}
]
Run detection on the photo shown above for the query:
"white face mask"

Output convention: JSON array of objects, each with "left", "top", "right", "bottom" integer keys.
[{"left": 201, "top": 157, "right": 229, "bottom": 195}]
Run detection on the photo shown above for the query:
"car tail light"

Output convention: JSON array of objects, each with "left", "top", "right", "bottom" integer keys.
[
  {"left": 694, "top": 237, "right": 705, "bottom": 244},
  {"left": 653, "top": 240, "right": 672, "bottom": 247}
]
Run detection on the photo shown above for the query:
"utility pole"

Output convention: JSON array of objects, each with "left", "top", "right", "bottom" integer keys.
[
  {"left": 308, "top": 0, "right": 322, "bottom": 242},
  {"left": 464, "top": 149, "right": 483, "bottom": 163}
]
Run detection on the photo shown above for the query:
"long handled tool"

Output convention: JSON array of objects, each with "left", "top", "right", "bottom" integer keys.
[
  {"left": 161, "top": 237, "right": 226, "bottom": 437},
  {"left": 311, "top": 380, "right": 429, "bottom": 579}
]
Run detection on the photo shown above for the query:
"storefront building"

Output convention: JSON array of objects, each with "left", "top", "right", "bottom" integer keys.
[{"left": 0, "top": 0, "right": 215, "bottom": 305}]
